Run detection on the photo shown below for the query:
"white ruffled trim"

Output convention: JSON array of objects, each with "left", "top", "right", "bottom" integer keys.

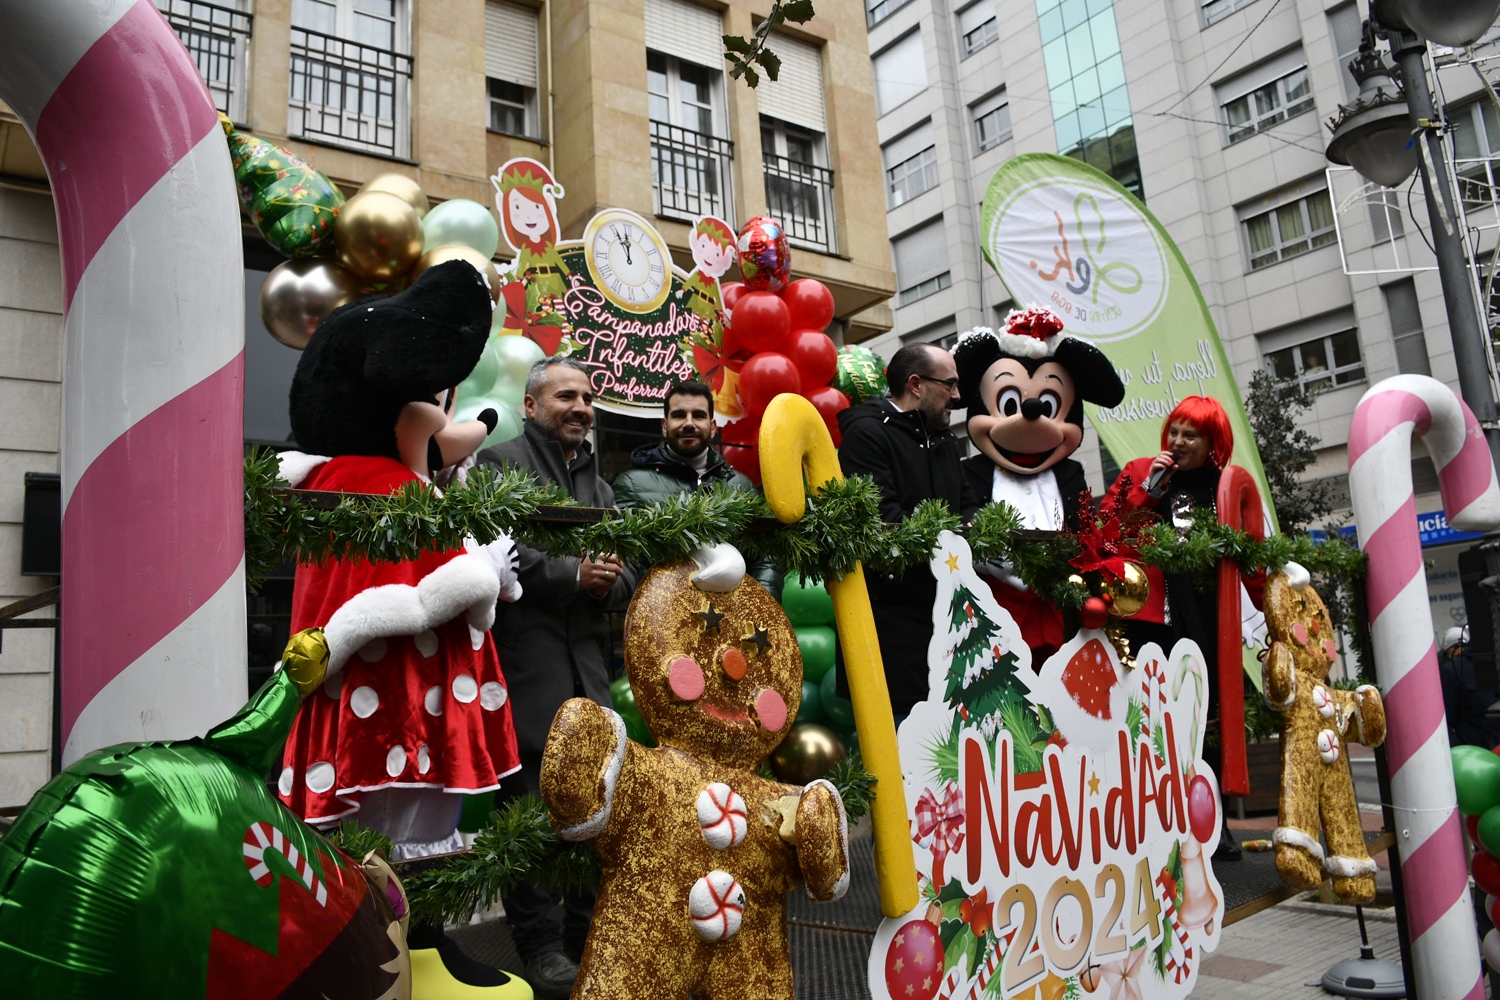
[
  {"left": 802, "top": 778, "right": 851, "bottom": 902},
  {"left": 322, "top": 552, "right": 502, "bottom": 676},
  {"left": 994, "top": 331, "right": 1061, "bottom": 359},
  {"left": 277, "top": 450, "right": 332, "bottom": 488},
  {"left": 556, "top": 707, "right": 628, "bottom": 842},
  {"left": 1274, "top": 826, "right": 1326, "bottom": 861},
  {"left": 1324, "top": 853, "right": 1378, "bottom": 878}
]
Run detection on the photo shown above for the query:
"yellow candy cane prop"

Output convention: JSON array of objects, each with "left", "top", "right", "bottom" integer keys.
[{"left": 760, "top": 393, "right": 918, "bottom": 917}]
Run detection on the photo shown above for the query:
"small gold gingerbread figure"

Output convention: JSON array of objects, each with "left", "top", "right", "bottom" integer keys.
[
  {"left": 1263, "top": 563, "right": 1386, "bottom": 902},
  {"left": 540, "top": 545, "right": 850, "bottom": 999}
]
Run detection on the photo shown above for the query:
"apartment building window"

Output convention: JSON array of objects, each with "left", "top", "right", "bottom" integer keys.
[
  {"left": 1369, "top": 189, "right": 1405, "bottom": 243},
  {"left": 972, "top": 90, "right": 1011, "bottom": 152},
  {"left": 155, "top": 0, "right": 253, "bottom": 123},
  {"left": 1383, "top": 279, "right": 1432, "bottom": 376},
  {"left": 958, "top": 1, "right": 998, "bottom": 57},
  {"left": 485, "top": 0, "right": 539, "bottom": 138},
  {"left": 884, "top": 123, "right": 937, "bottom": 208},
  {"left": 759, "top": 35, "right": 835, "bottom": 252},
  {"left": 1451, "top": 100, "right": 1500, "bottom": 213},
  {"left": 1201, "top": 0, "right": 1259, "bottom": 28},
  {"left": 867, "top": 0, "right": 913, "bottom": 29},
  {"left": 645, "top": 0, "right": 734, "bottom": 224},
  {"left": 894, "top": 218, "right": 951, "bottom": 306},
  {"left": 1241, "top": 186, "right": 1336, "bottom": 270},
  {"left": 874, "top": 31, "right": 926, "bottom": 117},
  {"left": 1217, "top": 50, "right": 1313, "bottom": 145},
  {"left": 288, "top": 0, "right": 412, "bottom": 159},
  {"left": 1328, "top": 3, "right": 1363, "bottom": 102},
  {"left": 1260, "top": 312, "right": 1365, "bottom": 394}
]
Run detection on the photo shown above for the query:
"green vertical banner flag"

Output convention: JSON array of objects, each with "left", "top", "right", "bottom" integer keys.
[{"left": 980, "top": 153, "right": 1276, "bottom": 530}]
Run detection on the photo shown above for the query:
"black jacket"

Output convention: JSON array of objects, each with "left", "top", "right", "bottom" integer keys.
[
  {"left": 836, "top": 397, "right": 979, "bottom": 715},
  {"left": 478, "top": 420, "right": 638, "bottom": 754},
  {"left": 961, "top": 453, "right": 1090, "bottom": 531}
]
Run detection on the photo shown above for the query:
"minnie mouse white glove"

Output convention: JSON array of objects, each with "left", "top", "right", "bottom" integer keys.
[{"left": 479, "top": 535, "right": 523, "bottom": 603}]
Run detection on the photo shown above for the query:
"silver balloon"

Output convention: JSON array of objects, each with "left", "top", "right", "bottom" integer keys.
[{"left": 259, "top": 259, "right": 361, "bottom": 350}]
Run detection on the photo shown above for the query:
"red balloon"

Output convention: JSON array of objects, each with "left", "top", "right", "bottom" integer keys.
[
  {"left": 732, "top": 291, "right": 791, "bottom": 354},
  {"left": 804, "top": 385, "right": 850, "bottom": 446},
  {"left": 781, "top": 278, "right": 835, "bottom": 331},
  {"left": 1490, "top": 893, "right": 1500, "bottom": 929},
  {"left": 1475, "top": 850, "right": 1500, "bottom": 897},
  {"left": 721, "top": 280, "right": 747, "bottom": 312},
  {"left": 739, "top": 352, "right": 803, "bottom": 417},
  {"left": 788, "top": 330, "right": 839, "bottom": 388},
  {"left": 1188, "top": 773, "right": 1217, "bottom": 845},
  {"left": 720, "top": 416, "right": 761, "bottom": 484}
]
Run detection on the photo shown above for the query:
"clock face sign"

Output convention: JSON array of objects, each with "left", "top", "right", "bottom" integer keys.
[{"left": 585, "top": 210, "right": 671, "bottom": 313}]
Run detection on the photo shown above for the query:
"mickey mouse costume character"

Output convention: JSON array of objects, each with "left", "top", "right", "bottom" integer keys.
[
  {"left": 953, "top": 305, "right": 1125, "bottom": 659},
  {"left": 275, "top": 260, "right": 529, "bottom": 998}
]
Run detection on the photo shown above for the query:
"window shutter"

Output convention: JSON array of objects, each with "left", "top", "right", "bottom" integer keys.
[
  {"left": 757, "top": 34, "right": 826, "bottom": 132},
  {"left": 971, "top": 88, "right": 1007, "bottom": 119},
  {"left": 1328, "top": 3, "right": 1363, "bottom": 102},
  {"left": 1214, "top": 47, "right": 1306, "bottom": 105},
  {"left": 957, "top": 0, "right": 996, "bottom": 35},
  {"left": 486, "top": 0, "right": 539, "bottom": 88},
  {"left": 893, "top": 217, "right": 949, "bottom": 289},
  {"left": 644, "top": 0, "right": 724, "bottom": 68},
  {"left": 1383, "top": 279, "right": 1431, "bottom": 376},
  {"left": 874, "top": 31, "right": 927, "bottom": 117},
  {"left": 883, "top": 121, "right": 934, "bottom": 170}
]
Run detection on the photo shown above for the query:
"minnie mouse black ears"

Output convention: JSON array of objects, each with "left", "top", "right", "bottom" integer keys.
[
  {"left": 952, "top": 324, "right": 1126, "bottom": 411},
  {"left": 1053, "top": 338, "right": 1126, "bottom": 408}
]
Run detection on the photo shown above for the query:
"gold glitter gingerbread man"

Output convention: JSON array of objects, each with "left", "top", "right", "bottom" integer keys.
[
  {"left": 1264, "top": 563, "right": 1386, "bottom": 902},
  {"left": 540, "top": 545, "right": 850, "bottom": 999}
]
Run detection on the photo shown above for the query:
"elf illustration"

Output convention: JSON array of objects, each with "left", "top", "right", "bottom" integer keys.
[
  {"left": 493, "top": 157, "right": 572, "bottom": 353},
  {"left": 678, "top": 215, "right": 743, "bottom": 418}
]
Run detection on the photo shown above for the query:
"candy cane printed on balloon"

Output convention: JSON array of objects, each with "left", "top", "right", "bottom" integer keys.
[
  {"left": 1349, "top": 374, "right": 1500, "bottom": 1000},
  {"left": 0, "top": 0, "right": 247, "bottom": 764},
  {"left": 243, "top": 821, "right": 329, "bottom": 907}
]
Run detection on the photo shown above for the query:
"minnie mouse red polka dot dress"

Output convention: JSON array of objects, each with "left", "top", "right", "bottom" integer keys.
[{"left": 277, "top": 455, "right": 522, "bottom": 825}]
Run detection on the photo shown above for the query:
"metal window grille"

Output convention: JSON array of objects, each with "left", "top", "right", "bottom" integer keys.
[
  {"left": 867, "top": 0, "right": 913, "bottom": 29},
  {"left": 651, "top": 121, "right": 735, "bottom": 226},
  {"left": 762, "top": 152, "right": 836, "bottom": 253},
  {"left": 887, "top": 146, "right": 938, "bottom": 208},
  {"left": 1201, "top": 0, "right": 1260, "bottom": 27},
  {"left": 962, "top": 18, "right": 998, "bottom": 56},
  {"left": 1244, "top": 190, "right": 1337, "bottom": 270},
  {"left": 1223, "top": 67, "right": 1313, "bottom": 145},
  {"left": 289, "top": 25, "right": 412, "bottom": 159},
  {"left": 155, "top": 0, "right": 252, "bottom": 122}
]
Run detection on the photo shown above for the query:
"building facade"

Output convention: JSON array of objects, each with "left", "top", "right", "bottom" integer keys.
[{"left": 0, "top": 0, "right": 894, "bottom": 806}]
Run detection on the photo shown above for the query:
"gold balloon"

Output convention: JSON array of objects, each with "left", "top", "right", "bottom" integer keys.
[
  {"left": 1106, "top": 561, "right": 1151, "bottom": 618},
  {"left": 358, "top": 171, "right": 430, "bottom": 219},
  {"left": 334, "top": 190, "right": 424, "bottom": 283},
  {"left": 410, "top": 243, "right": 501, "bottom": 304},
  {"left": 767, "top": 723, "right": 847, "bottom": 785},
  {"left": 258, "top": 258, "right": 360, "bottom": 349}
]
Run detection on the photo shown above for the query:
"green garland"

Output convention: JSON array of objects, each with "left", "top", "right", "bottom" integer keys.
[
  {"left": 246, "top": 449, "right": 1365, "bottom": 596},
  {"left": 337, "top": 754, "right": 877, "bottom": 925}
]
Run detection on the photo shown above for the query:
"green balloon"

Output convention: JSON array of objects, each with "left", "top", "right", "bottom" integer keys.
[
  {"left": 783, "top": 572, "right": 835, "bottom": 626},
  {"left": 422, "top": 198, "right": 500, "bottom": 258},
  {"left": 609, "top": 675, "right": 636, "bottom": 713},
  {"left": 1452, "top": 745, "right": 1500, "bottom": 816},
  {"left": 494, "top": 333, "right": 545, "bottom": 387},
  {"left": 795, "top": 680, "right": 827, "bottom": 726},
  {"left": 820, "top": 666, "right": 856, "bottom": 730},
  {"left": 1480, "top": 805, "right": 1500, "bottom": 856},
  {"left": 226, "top": 128, "right": 345, "bottom": 258},
  {"left": 454, "top": 397, "right": 525, "bottom": 450},
  {"left": 796, "top": 625, "right": 837, "bottom": 683},
  {"left": 457, "top": 337, "right": 502, "bottom": 400}
]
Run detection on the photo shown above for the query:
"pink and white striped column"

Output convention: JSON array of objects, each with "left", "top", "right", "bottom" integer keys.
[
  {"left": 1349, "top": 374, "right": 1500, "bottom": 1000},
  {"left": 0, "top": 0, "right": 245, "bottom": 763}
]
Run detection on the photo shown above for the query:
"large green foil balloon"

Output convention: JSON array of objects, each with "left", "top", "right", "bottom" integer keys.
[
  {"left": 0, "top": 632, "right": 408, "bottom": 999},
  {"left": 820, "top": 667, "right": 856, "bottom": 730},
  {"left": 831, "top": 345, "right": 888, "bottom": 406},
  {"left": 1453, "top": 745, "right": 1500, "bottom": 816},
  {"left": 422, "top": 199, "right": 501, "bottom": 259},
  {"left": 782, "top": 572, "right": 834, "bottom": 626},
  {"left": 226, "top": 126, "right": 346, "bottom": 259},
  {"left": 795, "top": 625, "right": 837, "bottom": 683}
]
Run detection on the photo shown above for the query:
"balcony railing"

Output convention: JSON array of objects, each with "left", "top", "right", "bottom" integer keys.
[
  {"left": 651, "top": 121, "right": 735, "bottom": 226},
  {"left": 289, "top": 26, "right": 412, "bottom": 159},
  {"left": 155, "top": 0, "right": 252, "bottom": 123},
  {"left": 763, "top": 153, "right": 837, "bottom": 254}
]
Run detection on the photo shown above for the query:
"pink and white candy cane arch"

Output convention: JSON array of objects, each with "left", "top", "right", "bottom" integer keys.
[
  {"left": 1350, "top": 374, "right": 1500, "bottom": 1000},
  {"left": 0, "top": 0, "right": 245, "bottom": 763}
]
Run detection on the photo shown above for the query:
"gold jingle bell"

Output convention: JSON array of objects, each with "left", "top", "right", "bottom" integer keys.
[{"left": 1104, "top": 561, "right": 1150, "bottom": 618}]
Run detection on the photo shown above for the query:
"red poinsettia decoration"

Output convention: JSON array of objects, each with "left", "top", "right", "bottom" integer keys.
[
  {"left": 1068, "top": 487, "right": 1147, "bottom": 583},
  {"left": 959, "top": 888, "right": 993, "bottom": 938},
  {"left": 1004, "top": 304, "right": 1066, "bottom": 341}
]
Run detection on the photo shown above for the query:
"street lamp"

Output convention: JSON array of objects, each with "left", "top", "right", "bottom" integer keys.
[
  {"left": 1325, "top": 33, "right": 1417, "bottom": 187},
  {"left": 1373, "top": 0, "right": 1500, "bottom": 48}
]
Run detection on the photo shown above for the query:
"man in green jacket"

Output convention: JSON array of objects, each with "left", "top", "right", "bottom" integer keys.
[{"left": 613, "top": 380, "right": 781, "bottom": 597}]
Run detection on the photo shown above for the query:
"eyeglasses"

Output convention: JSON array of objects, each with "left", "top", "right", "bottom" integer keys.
[{"left": 918, "top": 375, "right": 961, "bottom": 392}]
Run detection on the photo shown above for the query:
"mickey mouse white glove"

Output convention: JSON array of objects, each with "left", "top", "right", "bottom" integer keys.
[
  {"left": 434, "top": 452, "right": 478, "bottom": 489},
  {"left": 480, "top": 535, "right": 523, "bottom": 603}
]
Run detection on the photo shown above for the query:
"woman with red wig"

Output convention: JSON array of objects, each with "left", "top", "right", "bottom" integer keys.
[{"left": 1105, "top": 395, "right": 1250, "bottom": 860}]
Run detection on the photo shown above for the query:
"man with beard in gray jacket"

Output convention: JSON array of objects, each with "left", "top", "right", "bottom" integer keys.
[{"left": 477, "top": 356, "right": 636, "bottom": 999}]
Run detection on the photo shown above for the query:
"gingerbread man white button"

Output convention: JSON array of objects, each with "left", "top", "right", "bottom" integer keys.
[
  {"left": 1318, "top": 728, "right": 1341, "bottom": 764},
  {"left": 689, "top": 870, "right": 746, "bottom": 941},
  {"left": 696, "top": 782, "right": 748, "bottom": 850},
  {"left": 1312, "top": 684, "right": 1336, "bottom": 719}
]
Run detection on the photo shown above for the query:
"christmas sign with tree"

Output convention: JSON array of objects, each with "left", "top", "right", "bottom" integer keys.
[{"left": 869, "top": 531, "right": 1225, "bottom": 1000}]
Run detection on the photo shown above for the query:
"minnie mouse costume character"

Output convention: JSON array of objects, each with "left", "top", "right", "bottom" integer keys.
[
  {"left": 953, "top": 306, "right": 1125, "bottom": 659},
  {"left": 276, "top": 261, "right": 523, "bottom": 850}
]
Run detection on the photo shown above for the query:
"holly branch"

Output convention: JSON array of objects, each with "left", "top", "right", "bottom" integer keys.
[{"left": 722, "top": 0, "right": 816, "bottom": 89}]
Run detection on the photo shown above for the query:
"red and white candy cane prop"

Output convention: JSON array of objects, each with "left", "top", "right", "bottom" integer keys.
[
  {"left": 1349, "top": 374, "right": 1500, "bottom": 1000},
  {"left": 1215, "top": 465, "right": 1264, "bottom": 797},
  {"left": 243, "top": 822, "right": 328, "bottom": 907},
  {"left": 0, "top": 1, "right": 246, "bottom": 763}
]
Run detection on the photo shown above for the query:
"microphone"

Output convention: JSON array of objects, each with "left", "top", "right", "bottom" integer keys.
[{"left": 1143, "top": 463, "right": 1174, "bottom": 495}]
